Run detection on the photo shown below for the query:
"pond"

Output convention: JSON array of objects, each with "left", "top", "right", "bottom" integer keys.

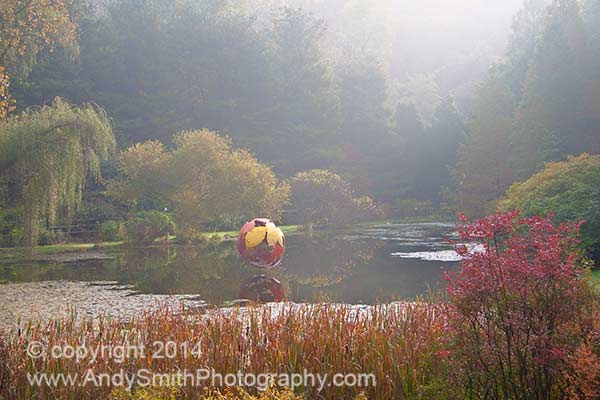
[{"left": 0, "top": 222, "right": 460, "bottom": 326}]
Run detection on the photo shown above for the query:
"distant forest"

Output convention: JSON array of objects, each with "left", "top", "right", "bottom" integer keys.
[{"left": 8, "top": 0, "right": 600, "bottom": 212}]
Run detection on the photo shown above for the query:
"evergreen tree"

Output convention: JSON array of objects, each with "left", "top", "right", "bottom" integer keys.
[
  {"left": 391, "top": 102, "right": 425, "bottom": 200},
  {"left": 419, "top": 97, "right": 464, "bottom": 202},
  {"left": 502, "top": 0, "right": 550, "bottom": 101},
  {"left": 253, "top": 7, "right": 340, "bottom": 174},
  {"left": 453, "top": 76, "right": 515, "bottom": 216},
  {"left": 454, "top": 0, "right": 600, "bottom": 215},
  {"left": 581, "top": 0, "right": 600, "bottom": 152},
  {"left": 521, "top": 0, "right": 591, "bottom": 155},
  {"left": 335, "top": 56, "right": 392, "bottom": 197}
]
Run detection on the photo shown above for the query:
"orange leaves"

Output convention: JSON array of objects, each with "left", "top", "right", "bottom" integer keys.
[
  {"left": 0, "top": 0, "right": 79, "bottom": 119},
  {"left": 0, "top": 0, "right": 78, "bottom": 62},
  {"left": 562, "top": 308, "right": 600, "bottom": 400},
  {"left": 0, "top": 66, "right": 15, "bottom": 120}
]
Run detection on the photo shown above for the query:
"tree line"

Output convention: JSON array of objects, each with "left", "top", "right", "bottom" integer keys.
[
  {"left": 454, "top": 0, "right": 600, "bottom": 215},
  {"left": 0, "top": 0, "right": 599, "bottom": 258},
  {"left": 7, "top": 0, "right": 467, "bottom": 204}
]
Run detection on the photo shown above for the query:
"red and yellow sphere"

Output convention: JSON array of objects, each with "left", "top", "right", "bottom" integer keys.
[{"left": 237, "top": 218, "right": 285, "bottom": 268}]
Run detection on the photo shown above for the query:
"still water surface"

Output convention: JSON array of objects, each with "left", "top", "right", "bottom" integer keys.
[{"left": 0, "top": 223, "right": 460, "bottom": 318}]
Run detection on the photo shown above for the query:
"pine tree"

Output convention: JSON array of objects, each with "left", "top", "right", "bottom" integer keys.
[
  {"left": 521, "top": 0, "right": 591, "bottom": 155},
  {"left": 453, "top": 76, "right": 515, "bottom": 216}
]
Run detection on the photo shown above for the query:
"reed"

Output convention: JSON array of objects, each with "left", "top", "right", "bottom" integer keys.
[{"left": 0, "top": 302, "right": 447, "bottom": 399}]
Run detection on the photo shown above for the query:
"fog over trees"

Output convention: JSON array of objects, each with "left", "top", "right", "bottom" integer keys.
[
  {"left": 2, "top": 3, "right": 600, "bottom": 398},
  {"left": 2, "top": 0, "right": 600, "bottom": 255}
]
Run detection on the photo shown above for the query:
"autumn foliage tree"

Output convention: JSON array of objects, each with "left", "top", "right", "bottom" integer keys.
[
  {"left": 0, "top": 68, "right": 13, "bottom": 120},
  {"left": 445, "top": 211, "right": 597, "bottom": 399},
  {"left": 0, "top": 0, "right": 78, "bottom": 118},
  {"left": 108, "top": 129, "right": 290, "bottom": 242}
]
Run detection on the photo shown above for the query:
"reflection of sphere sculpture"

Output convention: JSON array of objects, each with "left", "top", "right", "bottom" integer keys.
[
  {"left": 239, "top": 275, "right": 285, "bottom": 302},
  {"left": 237, "top": 218, "right": 285, "bottom": 268}
]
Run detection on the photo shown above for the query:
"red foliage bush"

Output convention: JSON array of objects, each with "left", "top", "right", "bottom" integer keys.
[{"left": 445, "top": 210, "right": 597, "bottom": 399}]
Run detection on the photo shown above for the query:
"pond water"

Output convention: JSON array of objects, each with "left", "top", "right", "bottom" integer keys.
[{"left": 0, "top": 222, "right": 460, "bottom": 325}]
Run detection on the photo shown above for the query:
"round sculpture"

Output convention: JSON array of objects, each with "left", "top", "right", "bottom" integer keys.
[{"left": 237, "top": 218, "right": 285, "bottom": 268}]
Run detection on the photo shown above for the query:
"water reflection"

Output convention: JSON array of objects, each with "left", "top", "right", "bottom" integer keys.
[
  {"left": 239, "top": 275, "right": 285, "bottom": 302},
  {"left": 0, "top": 223, "right": 459, "bottom": 305}
]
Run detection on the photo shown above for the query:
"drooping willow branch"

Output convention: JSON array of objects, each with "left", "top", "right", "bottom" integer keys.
[
  {"left": 0, "top": 120, "right": 84, "bottom": 170},
  {"left": 0, "top": 97, "right": 115, "bottom": 249}
]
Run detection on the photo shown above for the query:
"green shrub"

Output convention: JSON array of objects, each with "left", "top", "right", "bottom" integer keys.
[
  {"left": 100, "top": 220, "right": 126, "bottom": 242},
  {"left": 3, "top": 226, "right": 23, "bottom": 247},
  {"left": 500, "top": 154, "right": 600, "bottom": 261},
  {"left": 0, "top": 210, "right": 67, "bottom": 247},
  {"left": 37, "top": 226, "right": 54, "bottom": 246},
  {"left": 125, "top": 211, "right": 175, "bottom": 242},
  {"left": 0, "top": 209, "right": 22, "bottom": 247},
  {"left": 290, "top": 169, "right": 380, "bottom": 227}
]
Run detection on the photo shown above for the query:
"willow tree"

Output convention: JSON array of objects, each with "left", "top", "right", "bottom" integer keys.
[{"left": 0, "top": 97, "right": 115, "bottom": 251}]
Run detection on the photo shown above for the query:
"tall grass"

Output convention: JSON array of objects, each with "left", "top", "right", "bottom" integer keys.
[{"left": 0, "top": 302, "right": 447, "bottom": 399}]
